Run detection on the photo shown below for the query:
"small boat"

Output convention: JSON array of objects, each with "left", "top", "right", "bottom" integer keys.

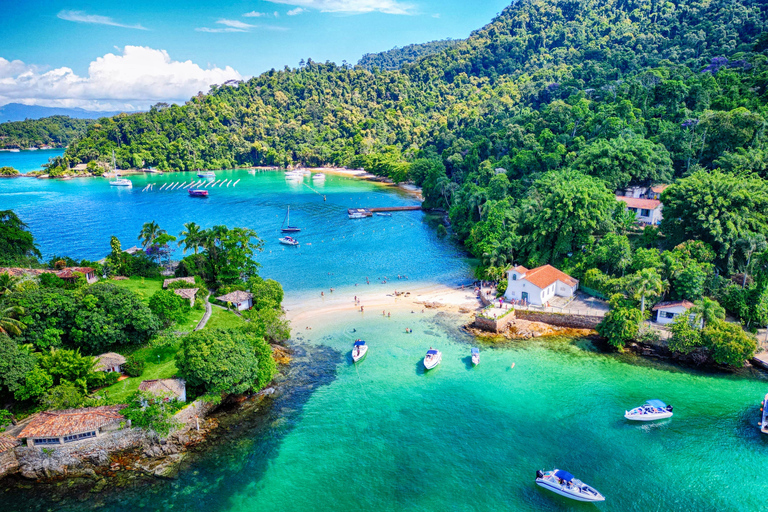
[
  {"left": 188, "top": 189, "right": 208, "bottom": 197},
  {"left": 248, "top": 169, "right": 256, "bottom": 175},
  {"left": 471, "top": 347, "right": 480, "bottom": 366},
  {"left": 375, "top": 213, "right": 392, "bottom": 217},
  {"left": 424, "top": 348, "right": 442, "bottom": 370},
  {"left": 281, "top": 206, "right": 301, "bottom": 233},
  {"left": 198, "top": 171, "right": 216, "bottom": 178},
  {"left": 352, "top": 340, "right": 368, "bottom": 362},
  {"left": 624, "top": 399, "right": 673, "bottom": 421},
  {"left": 312, "top": 173, "right": 326, "bottom": 180},
  {"left": 348, "top": 208, "right": 371, "bottom": 219},
  {"left": 535, "top": 469, "right": 605, "bottom": 502},
  {"left": 760, "top": 393, "right": 768, "bottom": 434},
  {"left": 109, "top": 178, "right": 133, "bottom": 187},
  {"left": 9, "top": 149, "right": 20, "bottom": 153},
  {"left": 279, "top": 236, "right": 299, "bottom": 246}
]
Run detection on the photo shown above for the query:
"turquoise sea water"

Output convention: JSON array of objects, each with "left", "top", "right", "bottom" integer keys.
[
  {"left": 0, "top": 166, "right": 767, "bottom": 511},
  {"left": 0, "top": 148, "right": 64, "bottom": 173}
]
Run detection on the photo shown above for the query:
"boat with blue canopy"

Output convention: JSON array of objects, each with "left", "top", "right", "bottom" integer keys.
[
  {"left": 471, "top": 347, "right": 480, "bottom": 366},
  {"left": 352, "top": 339, "right": 368, "bottom": 362},
  {"left": 198, "top": 171, "right": 215, "bottom": 179},
  {"left": 423, "top": 348, "right": 442, "bottom": 370},
  {"left": 625, "top": 399, "right": 673, "bottom": 421},
  {"left": 535, "top": 469, "right": 605, "bottom": 502}
]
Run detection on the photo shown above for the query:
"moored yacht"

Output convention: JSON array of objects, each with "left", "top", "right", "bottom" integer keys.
[
  {"left": 471, "top": 347, "right": 480, "bottom": 366},
  {"left": 624, "top": 399, "right": 673, "bottom": 421},
  {"left": 535, "top": 469, "right": 605, "bottom": 502},
  {"left": 423, "top": 348, "right": 441, "bottom": 370},
  {"left": 198, "top": 171, "right": 216, "bottom": 178},
  {"left": 279, "top": 236, "right": 299, "bottom": 246},
  {"left": 352, "top": 340, "right": 368, "bottom": 362}
]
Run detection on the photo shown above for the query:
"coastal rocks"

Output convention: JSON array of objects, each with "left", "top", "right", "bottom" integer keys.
[
  {"left": 416, "top": 301, "right": 445, "bottom": 309},
  {"left": 466, "top": 317, "right": 593, "bottom": 340},
  {"left": 271, "top": 344, "right": 291, "bottom": 365}
]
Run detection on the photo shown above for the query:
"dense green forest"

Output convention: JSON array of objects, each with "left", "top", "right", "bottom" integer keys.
[
  {"left": 62, "top": 0, "right": 768, "bottom": 359},
  {"left": 0, "top": 116, "right": 95, "bottom": 149},
  {"left": 357, "top": 39, "right": 460, "bottom": 71}
]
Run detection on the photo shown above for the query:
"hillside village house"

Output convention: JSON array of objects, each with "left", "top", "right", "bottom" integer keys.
[
  {"left": 215, "top": 290, "right": 254, "bottom": 311},
  {"left": 652, "top": 300, "right": 697, "bottom": 326},
  {"left": 0, "top": 267, "right": 98, "bottom": 284},
  {"left": 504, "top": 265, "right": 579, "bottom": 306},
  {"left": 617, "top": 196, "right": 663, "bottom": 225},
  {"left": 94, "top": 352, "right": 126, "bottom": 373},
  {"left": 173, "top": 288, "right": 199, "bottom": 307},
  {"left": 139, "top": 379, "right": 186, "bottom": 402},
  {"left": 17, "top": 406, "right": 126, "bottom": 447},
  {"left": 621, "top": 185, "right": 669, "bottom": 201}
]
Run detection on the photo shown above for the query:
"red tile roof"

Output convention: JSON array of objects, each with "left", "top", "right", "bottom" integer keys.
[
  {"left": 0, "top": 434, "right": 19, "bottom": 453},
  {"left": 18, "top": 406, "right": 125, "bottom": 439},
  {"left": 617, "top": 197, "right": 662, "bottom": 209},
  {"left": 652, "top": 300, "right": 695, "bottom": 311},
  {"left": 56, "top": 267, "right": 95, "bottom": 279},
  {"left": 651, "top": 184, "right": 670, "bottom": 193},
  {"left": 520, "top": 265, "right": 578, "bottom": 289},
  {"left": 512, "top": 265, "right": 528, "bottom": 274}
]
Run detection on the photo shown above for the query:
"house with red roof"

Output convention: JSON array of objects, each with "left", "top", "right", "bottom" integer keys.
[
  {"left": 17, "top": 406, "right": 126, "bottom": 447},
  {"left": 652, "top": 300, "right": 697, "bottom": 326},
  {"left": 504, "top": 265, "right": 579, "bottom": 306},
  {"left": 617, "top": 196, "right": 663, "bottom": 225}
]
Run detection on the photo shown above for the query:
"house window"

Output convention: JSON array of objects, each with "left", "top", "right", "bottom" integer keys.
[
  {"left": 627, "top": 207, "right": 637, "bottom": 213},
  {"left": 512, "top": 275, "right": 517, "bottom": 281},
  {"left": 63, "top": 431, "right": 96, "bottom": 443},
  {"left": 641, "top": 209, "right": 651, "bottom": 217},
  {"left": 34, "top": 438, "right": 61, "bottom": 445},
  {"left": 663, "top": 311, "right": 676, "bottom": 319}
]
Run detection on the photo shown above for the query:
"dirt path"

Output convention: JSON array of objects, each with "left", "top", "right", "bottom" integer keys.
[{"left": 195, "top": 292, "right": 212, "bottom": 331}]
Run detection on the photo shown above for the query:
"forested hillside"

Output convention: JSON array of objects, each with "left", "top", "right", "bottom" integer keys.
[
  {"left": 58, "top": 0, "right": 768, "bottom": 358},
  {"left": 357, "top": 39, "right": 460, "bottom": 71},
  {"left": 0, "top": 116, "right": 95, "bottom": 149}
]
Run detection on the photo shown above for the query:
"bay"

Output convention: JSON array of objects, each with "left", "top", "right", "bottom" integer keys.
[
  {"left": 0, "top": 170, "right": 766, "bottom": 512},
  {"left": 0, "top": 148, "right": 64, "bottom": 174}
]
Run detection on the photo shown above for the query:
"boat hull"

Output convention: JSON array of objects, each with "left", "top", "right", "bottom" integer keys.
[
  {"left": 424, "top": 352, "right": 442, "bottom": 370},
  {"left": 535, "top": 480, "right": 605, "bottom": 502},
  {"left": 352, "top": 346, "right": 368, "bottom": 362},
  {"left": 281, "top": 227, "right": 301, "bottom": 233},
  {"left": 472, "top": 355, "right": 480, "bottom": 366},
  {"left": 624, "top": 411, "right": 673, "bottom": 421}
]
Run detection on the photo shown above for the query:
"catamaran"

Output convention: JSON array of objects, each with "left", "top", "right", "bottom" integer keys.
[
  {"left": 624, "top": 399, "right": 673, "bottom": 421},
  {"left": 352, "top": 340, "right": 368, "bottom": 362},
  {"left": 281, "top": 206, "right": 301, "bottom": 233},
  {"left": 535, "top": 469, "right": 605, "bottom": 502},
  {"left": 109, "top": 150, "right": 132, "bottom": 187},
  {"left": 423, "top": 348, "right": 442, "bottom": 370}
]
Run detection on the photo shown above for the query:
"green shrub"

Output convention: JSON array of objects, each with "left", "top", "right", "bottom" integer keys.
[{"left": 123, "top": 356, "right": 145, "bottom": 377}]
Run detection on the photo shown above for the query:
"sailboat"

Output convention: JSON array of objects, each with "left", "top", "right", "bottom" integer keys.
[
  {"left": 281, "top": 206, "right": 301, "bottom": 233},
  {"left": 109, "top": 150, "right": 132, "bottom": 187}
]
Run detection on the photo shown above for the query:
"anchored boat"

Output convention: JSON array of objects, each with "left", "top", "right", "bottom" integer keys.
[
  {"left": 188, "top": 189, "right": 208, "bottom": 197},
  {"left": 471, "top": 347, "right": 480, "bottom": 366},
  {"left": 108, "top": 150, "right": 132, "bottom": 187},
  {"left": 624, "top": 399, "right": 673, "bottom": 421},
  {"left": 281, "top": 206, "right": 301, "bottom": 233},
  {"left": 198, "top": 171, "right": 216, "bottom": 178},
  {"left": 279, "top": 236, "right": 299, "bottom": 246},
  {"left": 535, "top": 469, "right": 605, "bottom": 502},
  {"left": 760, "top": 393, "right": 768, "bottom": 434},
  {"left": 352, "top": 340, "right": 368, "bottom": 362},
  {"left": 423, "top": 348, "right": 442, "bottom": 370}
]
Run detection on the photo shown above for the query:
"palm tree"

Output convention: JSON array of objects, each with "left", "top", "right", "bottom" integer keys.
[
  {"left": 0, "top": 306, "right": 25, "bottom": 336},
  {"left": 435, "top": 176, "right": 456, "bottom": 208},
  {"left": 178, "top": 222, "right": 204, "bottom": 255},
  {"left": 138, "top": 221, "right": 167, "bottom": 249},
  {"left": 689, "top": 298, "right": 725, "bottom": 328},
  {"left": 627, "top": 268, "right": 665, "bottom": 316},
  {"left": 0, "top": 273, "right": 20, "bottom": 295}
]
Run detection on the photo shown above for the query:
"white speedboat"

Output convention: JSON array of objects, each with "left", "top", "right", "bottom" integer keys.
[
  {"left": 312, "top": 173, "right": 325, "bottom": 180},
  {"left": 471, "top": 347, "right": 480, "bottom": 366},
  {"left": 624, "top": 399, "right": 673, "bottom": 421},
  {"left": 109, "top": 178, "right": 133, "bottom": 187},
  {"left": 352, "top": 340, "right": 368, "bottom": 362},
  {"left": 198, "top": 171, "right": 216, "bottom": 178},
  {"left": 248, "top": 169, "right": 256, "bottom": 175},
  {"left": 279, "top": 236, "right": 299, "bottom": 246},
  {"left": 760, "top": 393, "right": 768, "bottom": 434},
  {"left": 535, "top": 469, "right": 605, "bottom": 502},
  {"left": 424, "top": 348, "right": 441, "bottom": 370}
]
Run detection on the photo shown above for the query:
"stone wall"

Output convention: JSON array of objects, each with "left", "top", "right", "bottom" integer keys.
[
  {"left": 514, "top": 310, "right": 603, "bottom": 329},
  {"left": 473, "top": 313, "right": 516, "bottom": 333}
]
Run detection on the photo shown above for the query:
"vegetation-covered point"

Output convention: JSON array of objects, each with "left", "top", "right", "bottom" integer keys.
[
  {"left": 0, "top": 166, "right": 19, "bottom": 176},
  {"left": 0, "top": 116, "right": 95, "bottom": 149},
  {"left": 357, "top": 38, "right": 461, "bottom": 71}
]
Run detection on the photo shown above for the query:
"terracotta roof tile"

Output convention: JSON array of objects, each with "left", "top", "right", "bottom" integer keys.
[
  {"left": 652, "top": 300, "right": 695, "bottom": 311},
  {"left": 617, "top": 196, "right": 662, "bottom": 209},
  {"left": 216, "top": 290, "right": 253, "bottom": 303},
  {"left": 56, "top": 267, "right": 95, "bottom": 279},
  {"left": 139, "top": 379, "right": 185, "bottom": 398},
  {"left": 651, "top": 184, "right": 670, "bottom": 193},
  {"left": 173, "top": 288, "right": 198, "bottom": 300},
  {"left": 0, "top": 434, "right": 19, "bottom": 453},
  {"left": 18, "top": 406, "right": 126, "bottom": 439},
  {"left": 94, "top": 352, "right": 127, "bottom": 371},
  {"left": 521, "top": 265, "right": 578, "bottom": 289},
  {"left": 512, "top": 265, "right": 528, "bottom": 274}
]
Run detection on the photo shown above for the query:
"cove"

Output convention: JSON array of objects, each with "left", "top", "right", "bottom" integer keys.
[{"left": 0, "top": 171, "right": 767, "bottom": 511}]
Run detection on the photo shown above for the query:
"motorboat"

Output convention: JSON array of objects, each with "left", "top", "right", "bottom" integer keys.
[
  {"left": 760, "top": 393, "right": 768, "bottom": 434},
  {"left": 535, "top": 469, "right": 605, "bottom": 502},
  {"left": 471, "top": 347, "right": 480, "bottom": 366},
  {"left": 624, "top": 399, "right": 673, "bottom": 421},
  {"left": 279, "top": 236, "right": 299, "bottom": 246},
  {"left": 423, "top": 348, "right": 442, "bottom": 370},
  {"left": 281, "top": 206, "right": 301, "bottom": 233},
  {"left": 312, "top": 173, "right": 325, "bottom": 180},
  {"left": 109, "top": 178, "right": 133, "bottom": 187},
  {"left": 348, "top": 208, "right": 371, "bottom": 219},
  {"left": 248, "top": 169, "right": 256, "bottom": 175},
  {"left": 352, "top": 340, "right": 368, "bottom": 362},
  {"left": 198, "top": 171, "right": 216, "bottom": 178},
  {"left": 188, "top": 189, "right": 208, "bottom": 197}
]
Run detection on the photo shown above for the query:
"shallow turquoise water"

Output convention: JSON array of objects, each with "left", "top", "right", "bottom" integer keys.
[
  {"left": 0, "top": 148, "right": 64, "bottom": 173},
  {"left": 1, "top": 169, "right": 767, "bottom": 511}
]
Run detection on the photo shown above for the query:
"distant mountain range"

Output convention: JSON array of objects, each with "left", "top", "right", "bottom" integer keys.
[{"left": 0, "top": 103, "right": 138, "bottom": 123}]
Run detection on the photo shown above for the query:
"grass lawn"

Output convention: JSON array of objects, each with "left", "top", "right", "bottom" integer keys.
[
  {"left": 110, "top": 276, "right": 164, "bottom": 304},
  {"left": 175, "top": 308, "right": 205, "bottom": 332},
  {"left": 205, "top": 306, "right": 246, "bottom": 330},
  {"left": 102, "top": 341, "right": 180, "bottom": 403}
]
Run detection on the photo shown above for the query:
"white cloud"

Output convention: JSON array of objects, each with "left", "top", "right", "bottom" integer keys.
[
  {"left": 216, "top": 19, "right": 256, "bottom": 29},
  {"left": 264, "top": 0, "right": 414, "bottom": 14},
  {"left": 432, "top": 13, "right": 440, "bottom": 18},
  {"left": 0, "top": 46, "right": 243, "bottom": 111},
  {"left": 287, "top": 7, "right": 306, "bottom": 15},
  {"left": 243, "top": 11, "right": 268, "bottom": 17},
  {"left": 195, "top": 27, "right": 246, "bottom": 33},
  {"left": 57, "top": 10, "right": 148, "bottom": 30}
]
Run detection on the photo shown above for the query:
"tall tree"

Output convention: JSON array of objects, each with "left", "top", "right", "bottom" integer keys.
[
  {"left": 0, "top": 210, "right": 41, "bottom": 265},
  {"left": 179, "top": 222, "right": 204, "bottom": 255},
  {"left": 138, "top": 221, "right": 167, "bottom": 249},
  {"left": 627, "top": 268, "right": 666, "bottom": 316}
]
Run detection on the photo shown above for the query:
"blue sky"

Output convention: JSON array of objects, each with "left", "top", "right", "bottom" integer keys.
[{"left": 0, "top": 0, "right": 511, "bottom": 111}]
